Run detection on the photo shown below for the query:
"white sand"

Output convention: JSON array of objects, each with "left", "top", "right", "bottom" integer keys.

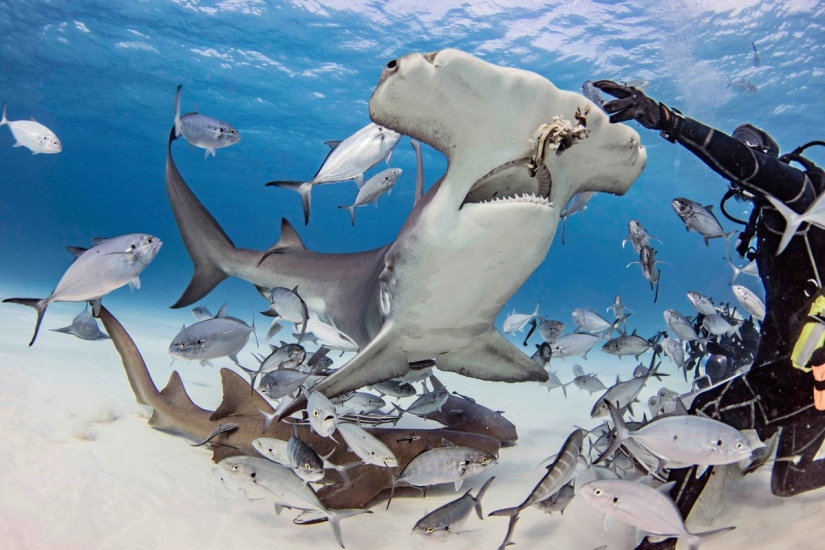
[{"left": 1, "top": 292, "right": 823, "bottom": 550}]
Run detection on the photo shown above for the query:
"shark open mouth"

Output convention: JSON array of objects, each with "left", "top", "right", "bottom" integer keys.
[{"left": 461, "top": 157, "right": 553, "bottom": 207}]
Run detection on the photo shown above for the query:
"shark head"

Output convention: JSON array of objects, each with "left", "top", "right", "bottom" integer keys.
[{"left": 370, "top": 48, "right": 646, "bottom": 212}]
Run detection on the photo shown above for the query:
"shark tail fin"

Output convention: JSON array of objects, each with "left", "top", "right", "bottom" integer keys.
[
  {"left": 473, "top": 476, "right": 495, "bottom": 519},
  {"left": 266, "top": 180, "right": 313, "bottom": 225},
  {"left": 3, "top": 297, "right": 48, "bottom": 346},
  {"left": 327, "top": 508, "right": 372, "bottom": 548},
  {"left": 166, "top": 128, "right": 235, "bottom": 308},
  {"left": 174, "top": 85, "right": 183, "bottom": 137},
  {"left": 338, "top": 205, "right": 356, "bottom": 226},
  {"left": 686, "top": 526, "right": 736, "bottom": 550}
]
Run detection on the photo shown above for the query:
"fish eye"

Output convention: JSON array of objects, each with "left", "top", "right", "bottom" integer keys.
[
  {"left": 481, "top": 457, "right": 490, "bottom": 464},
  {"left": 250, "top": 472, "right": 256, "bottom": 478},
  {"left": 384, "top": 456, "right": 391, "bottom": 462},
  {"left": 716, "top": 440, "right": 723, "bottom": 446},
  {"left": 312, "top": 410, "right": 319, "bottom": 417},
  {"left": 146, "top": 237, "right": 153, "bottom": 244},
  {"left": 229, "top": 129, "right": 236, "bottom": 134},
  {"left": 178, "top": 342, "right": 186, "bottom": 348},
  {"left": 594, "top": 489, "right": 602, "bottom": 495},
  {"left": 232, "top": 465, "right": 239, "bottom": 471},
  {"left": 736, "top": 442, "right": 743, "bottom": 449},
  {"left": 386, "top": 59, "right": 398, "bottom": 71},
  {"left": 425, "top": 528, "right": 434, "bottom": 533},
  {"left": 304, "top": 463, "right": 311, "bottom": 470}
]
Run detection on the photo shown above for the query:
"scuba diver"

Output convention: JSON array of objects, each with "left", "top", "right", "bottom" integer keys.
[{"left": 592, "top": 80, "right": 825, "bottom": 549}]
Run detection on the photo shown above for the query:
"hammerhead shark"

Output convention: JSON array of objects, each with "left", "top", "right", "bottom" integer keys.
[
  {"left": 96, "top": 305, "right": 501, "bottom": 510},
  {"left": 165, "top": 49, "right": 646, "bottom": 416}
]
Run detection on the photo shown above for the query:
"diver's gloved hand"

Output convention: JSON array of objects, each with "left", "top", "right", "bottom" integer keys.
[{"left": 592, "top": 80, "right": 675, "bottom": 131}]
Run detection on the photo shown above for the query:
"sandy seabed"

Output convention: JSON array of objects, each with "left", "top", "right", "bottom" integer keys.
[{"left": 0, "top": 284, "right": 823, "bottom": 550}]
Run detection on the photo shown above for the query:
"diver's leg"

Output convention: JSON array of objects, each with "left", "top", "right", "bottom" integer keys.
[{"left": 771, "top": 406, "right": 825, "bottom": 496}]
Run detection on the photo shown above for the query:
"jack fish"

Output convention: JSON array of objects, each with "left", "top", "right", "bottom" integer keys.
[{"left": 0, "top": 103, "right": 62, "bottom": 154}]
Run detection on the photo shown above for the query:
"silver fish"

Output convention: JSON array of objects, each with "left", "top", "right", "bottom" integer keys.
[
  {"left": 687, "top": 291, "right": 718, "bottom": 316},
  {"left": 560, "top": 191, "right": 596, "bottom": 244},
  {"left": 602, "top": 329, "right": 652, "bottom": 360},
  {"left": 573, "top": 372, "right": 607, "bottom": 394},
  {"left": 337, "top": 392, "right": 386, "bottom": 412},
  {"left": 663, "top": 309, "right": 704, "bottom": 343},
  {"left": 728, "top": 77, "right": 758, "bottom": 93},
  {"left": 634, "top": 363, "right": 668, "bottom": 381},
  {"left": 607, "top": 294, "right": 633, "bottom": 319},
  {"left": 49, "top": 307, "right": 109, "bottom": 340},
  {"left": 258, "top": 369, "right": 311, "bottom": 400},
  {"left": 173, "top": 85, "right": 240, "bottom": 158},
  {"left": 732, "top": 285, "right": 765, "bottom": 321},
  {"left": 338, "top": 168, "right": 402, "bottom": 225},
  {"left": 168, "top": 304, "right": 254, "bottom": 367},
  {"left": 216, "top": 456, "right": 369, "bottom": 548},
  {"left": 764, "top": 190, "right": 825, "bottom": 255},
  {"left": 622, "top": 219, "right": 660, "bottom": 254},
  {"left": 259, "top": 286, "right": 308, "bottom": 344},
  {"left": 389, "top": 444, "right": 498, "bottom": 508},
  {"left": 307, "top": 390, "right": 337, "bottom": 440},
  {"left": 628, "top": 245, "right": 664, "bottom": 294},
  {"left": 702, "top": 313, "right": 742, "bottom": 338},
  {"left": 412, "top": 476, "right": 495, "bottom": 538},
  {"left": 572, "top": 308, "right": 623, "bottom": 337},
  {"left": 1, "top": 103, "right": 61, "bottom": 154},
  {"left": 660, "top": 338, "right": 686, "bottom": 370},
  {"left": 371, "top": 379, "right": 416, "bottom": 399},
  {"left": 336, "top": 422, "right": 398, "bottom": 467},
  {"left": 4, "top": 234, "right": 162, "bottom": 346},
  {"left": 489, "top": 429, "right": 584, "bottom": 546},
  {"left": 598, "top": 400, "right": 752, "bottom": 471},
  {"left": 539, "top": 319, "right": 566, "bottom": 342},
  {"left": 581, "top": 479, "right": 735, "bottom": 549},
  {"left": 251, "top": 437, "right": 291, "bottom": 465},
  {"left": 550, "top": 333, "right": 602, "bottom": 360},
  {"left": 266, "top": 122, "right": 401, "bottom": 224},
  {"left": 591, "top": 362, "right": 660, "bottom": 418},
  {"left": 503, "top": 301, "right": 540, "bottom": 334},
  {"left": 531, "top": 342, "right": 554, "bottom": 367},
  {"left": 304, "top": 317, "right": 359, "bottom": 352},
  {"left": 287, "top": 430, "right": 328, "bottom": 484},
  {"left": 394, "top": 387, "right": 450, "bottom": 418},
  {"left": 672, "top": 198, "right": 734, "bottom": 246},
  {"left": 540, "top": 368, "right": 572, "bottom": 397}
]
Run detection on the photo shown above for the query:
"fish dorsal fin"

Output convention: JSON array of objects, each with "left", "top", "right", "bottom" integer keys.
[
  {"left": 324, "top": 140, "right": 343, "bottom": 151},
  {"left": 30, "top": 116, "right": 37, "bottom": 122},
  {"left": 705, "top": 205, "right": 713, "bottom": 212},
  {"left": 429, "top": 374, "right": 446, "bottom": 391},
  {"left": 216, "top": 303, "right": 227, "bottom": 318},
  {"left": 631, "top": 328, "right": 637, "bottom": 336},
  {"left": 159, "top": 370, "right": 198, "bottom": 410},
  {"left": 210, "top": 368, "right": 274, "bottom": 421},
  {"left": 91, "top": 237, "right": 109, "bottom": 246},
  {"left": 67, "top": 246, "right": 88, "bottom": 259},
  {"left": 657, "top": 481, "right": 677, "bottom": 497}
]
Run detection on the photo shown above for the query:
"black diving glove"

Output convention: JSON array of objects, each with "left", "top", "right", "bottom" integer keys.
[{"left": 592, "top": 80, "right": 678, "bottom": 134}]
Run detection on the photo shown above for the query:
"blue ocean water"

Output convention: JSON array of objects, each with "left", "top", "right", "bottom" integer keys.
[{"left": 1, "top": 0, "right": 823, "bottom": 338}]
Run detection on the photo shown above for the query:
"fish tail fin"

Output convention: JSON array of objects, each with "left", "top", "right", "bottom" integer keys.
[
  {"left": 594, "top": 400, "right": 629, "bottom": 465},
  {"left": 473, "top": 476, "right": 495, "bottom": 519},
  {"left": 266, "top": 181, "right": 313, "bottom": 225},
  {"left": 561, "top": 381, "right": 569, "bottom": 398},
  {"left": 3, "top": 298, "right": 48, "bottom": 346},
  {"left": 174, "top": 85, "right": 183, "bottom": 137},
  {"left": 327, "top": 509, "right": 372, "bottom": 548},
  {"left": 687, "top": 526, "right": 736, "bottom": 550},
  {"left": 386, "top": 465, "right": 401, "bottom": 510},
  {"left": 488, "top": 506, "right": 520, "bottom": 519},
  {"left": 0, "top": 102, "right": 6, "bottom": 126},
  {"left": 338, "top": 205, "right": 356, "bottom": 226},
  {"left": 764, "top": 194, "right": 804, "bottom": 255},
  {"left": 166, "top": 128, "right": 235, "bottom": 308}
]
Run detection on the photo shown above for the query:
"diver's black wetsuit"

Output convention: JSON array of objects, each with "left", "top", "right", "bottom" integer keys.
[{"left": 592, "top": 82, "right": 825, "bottom": 550}]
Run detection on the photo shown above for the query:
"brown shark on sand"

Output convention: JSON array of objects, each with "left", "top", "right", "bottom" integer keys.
[{"left": 96, "top": 306, "right": 500, "bottom": 509}]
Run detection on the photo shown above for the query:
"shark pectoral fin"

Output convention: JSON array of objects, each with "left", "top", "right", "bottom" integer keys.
[
  {"left": 280, "top": 325, "right": 410, "bottom": 418},
  {"left": 436, "top": 330, "right": 549, "bottom": 383},
  {"left": 210, "top": 368, "right": 275, "bottom": 422}
]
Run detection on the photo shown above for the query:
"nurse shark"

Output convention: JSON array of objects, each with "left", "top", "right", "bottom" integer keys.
[{"left": 166, "top": 49, "right": 646, "bottom": 415}]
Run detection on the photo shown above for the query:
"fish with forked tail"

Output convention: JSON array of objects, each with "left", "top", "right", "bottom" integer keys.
[{"left": 174, "top": 85, "right": 240, "bottom": 158}]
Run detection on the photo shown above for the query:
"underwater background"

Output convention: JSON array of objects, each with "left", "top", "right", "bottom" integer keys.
[{"left": 1, "top": 1, "right": 825, "bottom": 549}]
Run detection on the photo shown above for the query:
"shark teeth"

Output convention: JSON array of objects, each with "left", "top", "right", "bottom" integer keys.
[{"left": 478, "top": 192, "right": 555, "bottom": 208}]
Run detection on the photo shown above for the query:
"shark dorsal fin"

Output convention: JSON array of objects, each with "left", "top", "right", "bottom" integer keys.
[
  {"left": 429, "top": 374, "right": 446, "bottom": 391},
  {"left": 159, "top": 370, "right": 198, "bottom": 410},
  {"left": 324, "top": 140, "right": 343, "bottom": 151},
  {"left": 210, "top": 368, "right": 274, "bottom": 421},
  {"left": 260, "top": 219, "right": 307, "bottom": 262}
]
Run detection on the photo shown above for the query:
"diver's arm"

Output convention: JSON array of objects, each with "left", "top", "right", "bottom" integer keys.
[
  {"left": 593, "top": 80, "right": 814, "bottom": 211},
  {"left": 669, "top": 117, "right": 811, "bottom": 207}
]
